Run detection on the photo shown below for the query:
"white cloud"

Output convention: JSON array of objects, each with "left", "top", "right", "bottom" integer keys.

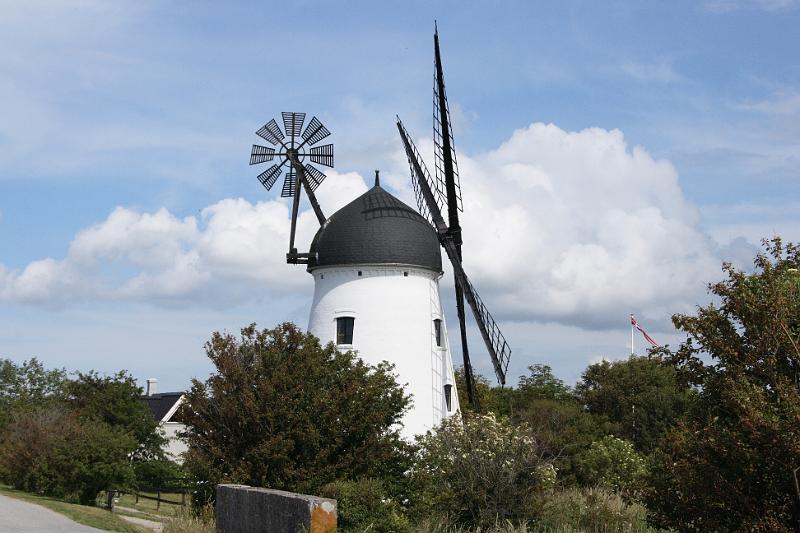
[
  {"left": 421, "top": 123, "right": 720, "bottom": 329},
  {"left": 2, "top": 124, "right": 722, "bottom": 331},
  {"left": 0, "top": 170, "right": 367, "bottom": 306}
]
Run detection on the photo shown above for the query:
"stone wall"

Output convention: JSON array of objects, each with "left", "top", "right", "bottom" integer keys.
[{"left": 216, "top": 484, "right": 337, "bottom": 533}]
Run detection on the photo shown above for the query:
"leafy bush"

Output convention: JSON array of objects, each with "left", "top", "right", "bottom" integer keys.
[
  {"left": 181, "top": 323, "right": 413, "bottom": 506},
  {"left": 515, "top": 398, "right": 615, "bottom": 484},
  {"left": 0, "top": 368, "right": 163, "bottom": 504},
  {"left": 320, "top": 479, "right": 411, "bottom": 533},
  {"left": 412, "top": 412, "right": 554, "bottom": 528},
  {"left": 647, "top": 238, "right": 800, "bottom": 530},
  {"left": 0, "top": 407, "right": 136, "bottom": 503},
  {"left": 577, "top": 436, "right": 647, "bottom": 492},
  {"left": 66, "top": 370, "right": 165, "bottom": 460},
  {"left": 0, "top": 358, "right": 66, "bottom": 432},
  {"left": 575, "top": 356, "right": 695, "bottom": 453},
  {"left": 134, "top": 459, "right": 186, "bottom": 489},
  {"left": 536, "top": 486, "right": 653, "bottom": 532}
]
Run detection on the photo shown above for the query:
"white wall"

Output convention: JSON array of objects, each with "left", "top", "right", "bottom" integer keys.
[
  {"left": 307, "top": 265, "right": 460, "bottom": 439},
  {"left": 162, "top": 422, "right": 188, "bottom": 463}
]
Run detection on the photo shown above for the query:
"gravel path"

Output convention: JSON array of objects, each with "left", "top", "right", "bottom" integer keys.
[
  {"left": 0, "top": 494, "right": 108, "bottom": 533},
  {"left": 118, "top": 514, "right": 163, "bottom": 532}
]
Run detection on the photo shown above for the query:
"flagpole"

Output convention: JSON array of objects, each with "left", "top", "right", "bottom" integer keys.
[{"left": 630, "top": 315, "right": 635, "bottom": 356}]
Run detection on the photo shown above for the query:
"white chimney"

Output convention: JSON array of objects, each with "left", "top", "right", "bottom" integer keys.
[{"left": 146, "top": 378, "right": 158, "bottom": 396}]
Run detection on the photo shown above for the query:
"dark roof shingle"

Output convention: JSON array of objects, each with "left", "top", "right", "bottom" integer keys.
[
  {"left": 308, "top": 184, "right": 442, "bottom": 272},
  {"left": 140, "top": 392, "right": 184, "bottom": 422}
]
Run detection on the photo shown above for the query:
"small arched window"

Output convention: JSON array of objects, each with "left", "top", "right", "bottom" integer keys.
[
  {"left": 434, "top": 319, "right": 443, "bottom": 347},
  {"left": 336, "top": 317, "right": 355, "bottom": 345}
]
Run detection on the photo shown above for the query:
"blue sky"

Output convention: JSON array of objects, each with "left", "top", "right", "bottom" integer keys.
[{"left": 1, "top": 0, "right": 799, "bottom": 392}]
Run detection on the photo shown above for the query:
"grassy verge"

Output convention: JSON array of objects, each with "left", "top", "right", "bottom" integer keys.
[{"left": 0, "top": 485, "right": 147, "bottom": 533}]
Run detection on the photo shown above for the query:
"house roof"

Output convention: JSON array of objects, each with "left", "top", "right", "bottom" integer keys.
[
  {"left": 307, "top": 184, "right": 442, "bottom": 272},
  {"left": 141, "top": 392, "right": 185, "bottom": 423}
]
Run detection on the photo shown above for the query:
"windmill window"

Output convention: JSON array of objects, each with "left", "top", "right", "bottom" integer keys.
[
  {"left": 434, "top": 319, "right": 443, "bottom": 347},
  {"left": 444, "top": 383, "right": 453, "bottom": 411},
  {"left": 403, "top": 271, "right": 408, "bottom": 277},
  {"left": 358, "top": 271, "right": 362, "bottom": 277},
  {"left": 336, "top": 317, "right": 355, "bottom": 345}
]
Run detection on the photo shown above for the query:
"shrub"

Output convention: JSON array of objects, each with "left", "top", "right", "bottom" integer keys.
[
  {"left": 0, "top": 407, "right": 136, "bottom": 503},
  {"left": 133, "top": 459, "right": 186, "bottom": 490},
  {"left": 320, "top": 479, "right": 411, "bottom": 533},
  {"left": 181, "top": 323, "right": 412, "bottom": 505},
  {"left": 577, "top": 436, "right": 647, "bottom": 492},
  {"left": 536, "top": 486, "right": 653, "bottom": 532},
  {"left": 412, "top": 412, "right": 554, "bottom": 528}
]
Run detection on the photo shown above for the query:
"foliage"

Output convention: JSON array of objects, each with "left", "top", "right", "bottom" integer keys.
[
  {"left": 647, "top": 238, "right": 800, "bottom": 531},
  {"left": 536, "top": 486, "right": 654, "bottom": 533},
  {"left": 133, "top": 459, "right": 186, "bottom": 489},
  {"left": 454, "top": 367, "right": 514, "bottom": 416},
  {"left": 576, "top": 436, "right": 647, "bottom": 493},
  {"left": 0, "top": 407, "right": 136, "bottom": 504},
  {"left": 516, "top": 364, "right": 574, "bottom": 404},
  {"left": 0, "top": 362, "right": 164, "bottom": 505},
  {"left": 320, "top": 478, "right": 411, "bottom": 533},
  {"left": 514, "top": 398, "right": 614, "bottom": 484},
  {"left": 0, "top": 358, "right": 67, "bottom": 431},
  {"left": 455, "top": 365, "right": 573, "bottom": 419},
  {"left": 66, "top": 370, "right": 165, "bottom": 460},
  {"left": 412, "top": 412, "right": 554, "bottom": 529},
  {"left": 180, "top": 322, "right": 412, "bottom": 505},
  {"left": 575, "top": 355, "right": 694, "bottom": 453}
]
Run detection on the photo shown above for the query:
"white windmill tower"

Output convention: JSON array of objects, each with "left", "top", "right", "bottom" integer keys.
[
  {"left": 248, "top": 28, "right": 511, "bottom": 438},
  {"left": 305, "top": 170, "right": 460, "bottom": 437}
]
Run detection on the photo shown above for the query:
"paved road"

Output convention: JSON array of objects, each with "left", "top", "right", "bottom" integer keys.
[{"left": 0, "top": 494, "right": 107, "bottom": 533}]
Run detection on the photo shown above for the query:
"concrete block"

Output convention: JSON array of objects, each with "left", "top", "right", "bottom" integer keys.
[{"left": 216, "top": 484, "right": 337, "bottom": 533}]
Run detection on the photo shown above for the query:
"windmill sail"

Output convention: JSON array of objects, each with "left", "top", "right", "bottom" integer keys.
[
  {"left": 398, "top": 118, "right": 511, "bottom": 385},
  {"left": 433, "top": 29, "right": 464, "bottom": 219},
  {"left": 249, "top": 112, "right": 333, "bottom": 263},
  {"left": 433, "top": 27, "right": 476, "bottom": 407},
  {"left": 398, "top": 119, "right": 441, "bottom": 230}
]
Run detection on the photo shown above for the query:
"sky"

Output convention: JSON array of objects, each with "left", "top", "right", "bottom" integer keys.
[{"left": 1, "top": 0, "right": 799, "bottom": 393}]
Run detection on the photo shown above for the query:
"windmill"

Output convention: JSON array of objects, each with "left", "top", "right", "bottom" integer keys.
[
  {"left": 396, "top": 27, "right": 511, "bottom": 409},
  {"left": 249, "top": 112, "right": 334, "bottom": 264}
]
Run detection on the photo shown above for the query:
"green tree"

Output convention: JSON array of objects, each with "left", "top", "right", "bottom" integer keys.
[
  {"left": 0, "top": 362, "right": 164, "bottom": 503},
  {"left": 575, "top": 355, "right": 694, "bottom": 452},
  {"left": 516, "top": 364, "right": 574, "bottom": 404},
  {"left": 0, "top": 407, "right": 136, "bottom": 504},
  {"left": 180, "top": 322, "right": 412, "bottom": 504},
  {"left": 515, "top": 399, "right": 614, "bottom": 484},
  {"left": 647, "top": 238, "right": 800, "bottom": 531},
  {"left": 66, "top": 371, "right": 165, "bottom": 460},
  {"left": 453, "top": 367, "right": 514, "bottom": 416},
  {"left": 0, "top": 358, "right": 67, "bottom": 430}
]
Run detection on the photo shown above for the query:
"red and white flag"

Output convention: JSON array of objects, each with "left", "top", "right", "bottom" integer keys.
[{"left": 630, "top": 314, "right": 659, "bottom": 347}]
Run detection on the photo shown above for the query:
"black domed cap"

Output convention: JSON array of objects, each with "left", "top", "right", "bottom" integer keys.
[{"left": 308, "top": 184, "right": 442, "bottom": 272}]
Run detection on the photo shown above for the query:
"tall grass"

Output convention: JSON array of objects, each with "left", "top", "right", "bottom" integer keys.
[{"left": 162, "top": 504, "right": 215, "bottom": 533}]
